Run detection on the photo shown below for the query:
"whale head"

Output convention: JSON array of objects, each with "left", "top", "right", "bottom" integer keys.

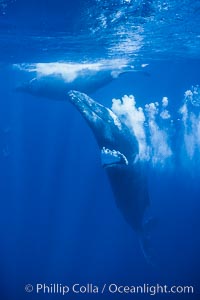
[{"left": 68, "top": 90, "right": 138, "bottom": 168}]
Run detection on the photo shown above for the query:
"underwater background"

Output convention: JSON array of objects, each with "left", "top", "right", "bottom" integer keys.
[{"left": 0, "top": 0, "right": 200, "bottom": 299}]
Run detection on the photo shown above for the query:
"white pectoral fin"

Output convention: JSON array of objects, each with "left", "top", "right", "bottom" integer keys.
[{"left": 101, "top": 147, "right": 128, "bottom": 168}]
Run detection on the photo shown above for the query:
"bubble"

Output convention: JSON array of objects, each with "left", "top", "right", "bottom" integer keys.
[{"left": 185, "top": 85, "right": 200, "bottom": 107}]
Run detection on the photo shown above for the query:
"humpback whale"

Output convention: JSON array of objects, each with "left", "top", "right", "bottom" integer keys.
[
  {"left": 68, "top": 90, "right": 152, "bottom": 263},
  {"left": 15, "top": 62, "right": 130, "bottom": 100},
  {"left": 16, "top": 70, "right": 118, "bottom": 100},
  {"left": 14, "top": 62, "right": 148, "bottom": 101}
]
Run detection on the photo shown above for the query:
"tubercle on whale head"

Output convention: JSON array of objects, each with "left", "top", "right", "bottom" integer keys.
[{"left": 68, "top": 90, "right": 122, "bottom": 129}]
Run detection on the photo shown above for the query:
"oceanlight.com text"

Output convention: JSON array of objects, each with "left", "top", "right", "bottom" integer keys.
[{"left": 25, "top": 283, "right": 195, "bottom": 296}]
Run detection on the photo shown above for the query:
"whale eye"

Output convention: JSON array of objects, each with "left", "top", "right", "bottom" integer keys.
[{"left": 101, "top": 147, "right": 128, "bottom": 168}]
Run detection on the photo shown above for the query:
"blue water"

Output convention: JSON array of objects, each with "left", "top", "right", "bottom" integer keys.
[{"left": 0, "top": 1, "right": 200, "bottom": 299}]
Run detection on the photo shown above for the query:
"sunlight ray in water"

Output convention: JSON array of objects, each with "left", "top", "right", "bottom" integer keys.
[{"left": 0, "top": 1, "right": 199, "bottom": 299}]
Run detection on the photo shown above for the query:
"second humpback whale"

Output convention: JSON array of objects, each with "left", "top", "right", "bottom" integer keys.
[
  {"left": 16, "top": 69, "right": 119, "bottom": 100},
  {"left": 68, "top": 90, "right": 153, "bottom": 263},
  {"left": 14, "top": 62, "right": 149, "bottom": 101},
  {"left": 14, "top": 62, "right": 129, "bottom": 100}
]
